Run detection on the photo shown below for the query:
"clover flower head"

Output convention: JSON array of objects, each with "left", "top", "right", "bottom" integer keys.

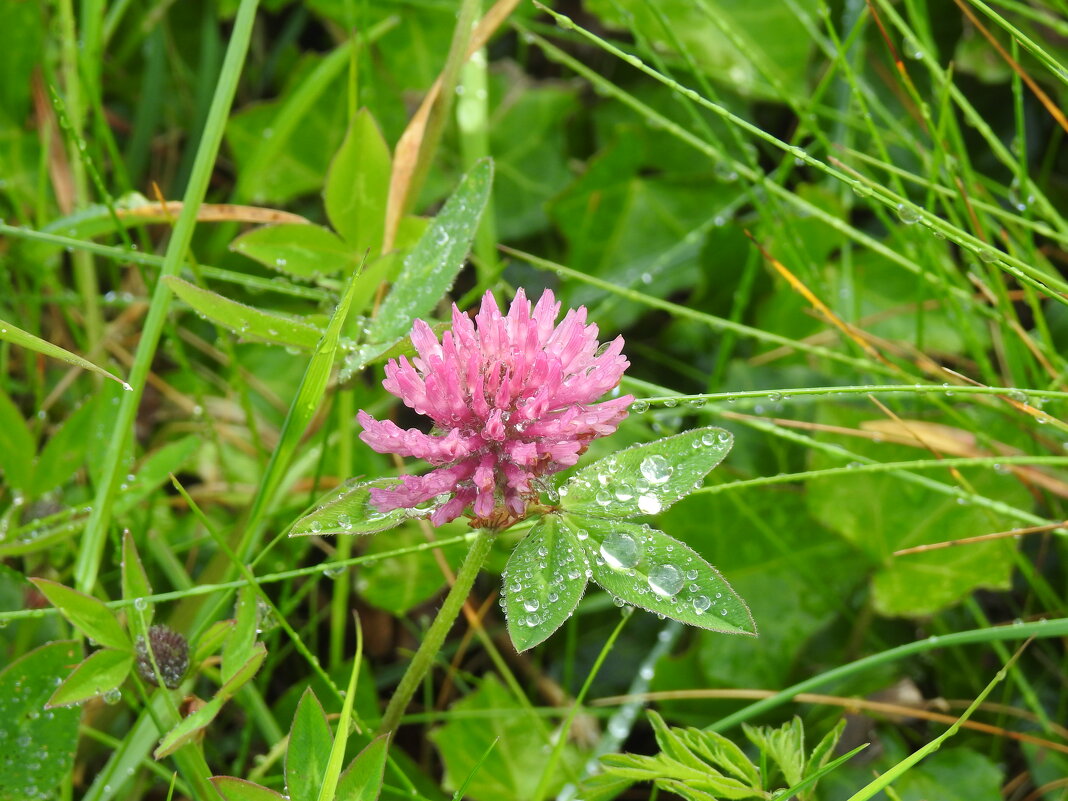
[{"left": 357, "top": 289, "right": 632, "bottom": 526}]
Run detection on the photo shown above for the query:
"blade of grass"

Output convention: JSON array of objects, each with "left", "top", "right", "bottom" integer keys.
[
  {"left": 236, "top": 258, "right": 363, "bottom": 563},
  {"left": 844, "top": 642, "right": 1029, "bottom": 801},
  {"left": 0, "top": 222, "right": 330, "bottom": 301},
  {"left": 0, "top": 318, "right": 131, "bottom": 390},
  {"left": 533, "top": 613, "right": 630, "bottom": 801},
  {"left": 0, "top": 532, "right": 477, "bottom": 626},
  {"left": 317, "top": 613, "right": 365, "bottom": 801},
  {"left": 72, "top": 0, "right": 262, "bottom": 594},
  {"left": 710, "top": 624, "right": 1061, "bottom": 733},
  {"left": 56, "top": 0, "right": 103, "bottom": 354},
  {"left": 528, "top": 7, "right": 1068, "bottom": 303}
]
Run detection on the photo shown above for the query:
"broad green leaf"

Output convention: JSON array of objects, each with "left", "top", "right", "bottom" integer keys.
[
  {"left": 344, "top": 216, "right": 425, "bottom": 321},
  {"left": 489, "top": 83, "right": 577, "bottom": 240},
  {"left": 231, "top": 224, "right": 356, "bottom": 279},
  {"left": 892, "top": 749, "right": 1004, "bottom": 801},
  {"left": 665, "top": 778, "right": 759, "bottom": 801},
  {"left": 647, "top": 710, "right": 715, "bottom": 771},
  {"left": 577, "top": 772, "right": 639, "bottom": 801},
  {"left": 222, "top": 585, "right": 258, "bottom": 684},
  {"left": 0, "top": 641, "right": 81, "bottom": 801},
  {"left": 229, "top": 45, "right": 351, "bottom": 204},
  {"left": 586, "top": 0, "right": 815, "bottom": 99},
  {"left": 290, "top": 478, "right": 410, "bottom": 537},
  {"left": 121, "top": 531, "right": 154, "bottom": 628},
  {"left": 211, "top": 777, "right": 285, "bottom": 801},
  {"left": 646, "top": 711, "right": 758, "bottom": 788},
  {"left": 560, "top": 427, "right": 733, "bottom": 518},
  {"left": 806, "top": 408, "right": 1030, "bottom": 617},
  {"left": 336, "top": 736, "right": 389, "bottom": 801},
  {"left": 599, "top": 755, "right": 740, "bottom": 791},
  {"left": 165, "top": 277, "right": 323, "bottom": 350},
  {"left": 367, "top": 158, "right": 493, "bottom": 344},
  {"left": 47, "top": 648, "right": 133, "bottom": 707},
  {"left": 0, "top": 389, "right": 34, "bottom": 491},
  {"left": 573, "top": 517, "right": 755, "bottom": 635},
  {"left": 0, "top": 318, "right": 131, "bottom": 390},
  {"left": 29, "top": 579, "right": 131, "bottom": 650},
  {"left": 600, "top": 714, "right": 763, "bottom": 800},
  {"left": 346, "top": 252, "right": 401, "bottom": 323},
  {"left": 325, "top": 109, "right": 392, "bottom": 254},
  {"left": 428, "top": 675, "right": 582, "bottom": 801},
  {"left": 548, "top": 134, "right": 740, "bottom": 331},
  {"left": 658, "top": 487, "right": 863, "bottom": 691},
  {"left": 286, "top": 689, "right": 333, "bottom": 801},
  {"left": 32, "top": 396, "right": 97, "bottom": 496},
  {"left": 154, "top": 643, "right": 267, "bottom": 759},
  {"left": 501, "top": 515, "right": 589, "bottom": 651},
  {"left": 676, "top": 727, "right": 761, "bottom": 787}
]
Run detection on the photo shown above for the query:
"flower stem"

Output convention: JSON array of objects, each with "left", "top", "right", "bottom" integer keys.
[{"left": 377, "top": 528, "right": 495, "bottom": 736}]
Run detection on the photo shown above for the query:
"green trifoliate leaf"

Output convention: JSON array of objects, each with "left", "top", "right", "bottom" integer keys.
[
  {"left": 570, "top": 516, "right": 755, "bottom": 635},
  {"left": 560, "top": 426, "right": 733, "bottom": 518},
  {"left": 501, "top": 515, "right": 590, "bottom": 651}
]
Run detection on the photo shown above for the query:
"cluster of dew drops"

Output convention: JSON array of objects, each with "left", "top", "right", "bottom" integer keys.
[
  {"left": 504, "top": 437, "right": 734, "bottom": 628},
  {"left": 501, "top": 535, "right": 590, "bottom": 629},
  {"left": 595, "top": 525, "right": 727, "bottom": 619}
]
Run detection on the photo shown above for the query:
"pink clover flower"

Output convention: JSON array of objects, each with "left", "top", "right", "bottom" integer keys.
[{"left": 357, "top": 289, "right": 632, "bottom": 526}]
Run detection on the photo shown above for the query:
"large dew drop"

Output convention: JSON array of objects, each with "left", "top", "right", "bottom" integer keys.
[
  {"left": 647, "top": 564, "right": 683, "bottom": 597},
  {"left": 639, "top": 455, "right": 673, "bottom": 485},
  {"left": 637, "top": 493, "right": 662, "bottom": 515},
  {"left": 600, "top": 532, "right": 641, "bottom": 570}
]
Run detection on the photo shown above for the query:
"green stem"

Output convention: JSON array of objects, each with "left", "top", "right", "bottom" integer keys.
[
  {"left": 57, "top": 0, "right": 103, "bottom": 354},
  {"left": 377, "top": 528, "right": 495, "bottom": 736},
  {"left": 330, "top": 390, "right": 355, "bottom": 671}
]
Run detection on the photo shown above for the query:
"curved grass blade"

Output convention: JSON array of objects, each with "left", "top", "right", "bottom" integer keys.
[{"left": 0, "top": 318, "right": 131, "bottom": 390}]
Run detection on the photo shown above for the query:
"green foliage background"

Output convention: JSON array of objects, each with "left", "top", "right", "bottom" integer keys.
[{"left": 2, "top": 0, "right": 1068, "bottom": 799}]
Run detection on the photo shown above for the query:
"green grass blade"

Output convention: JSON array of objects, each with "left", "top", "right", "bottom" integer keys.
[
  {"left": 0, "top": 317, "right": 131, "bottom": 390},
  {"left": 72, "top": 0, "right": 262, "bottom": 594}
]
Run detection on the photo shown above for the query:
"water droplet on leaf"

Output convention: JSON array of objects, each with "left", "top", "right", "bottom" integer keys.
[
  {"left": 638, "top": 494, "right": 662, "bottom": 515},
  {"left": 600, "top": 532, "right": 641, "bottom": 570},
  {"left": 647, "top": 564, "right": 683, "bottom": 597},
  {"left": 640, "top": 455, "right": 673, "bottom": 485}
]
